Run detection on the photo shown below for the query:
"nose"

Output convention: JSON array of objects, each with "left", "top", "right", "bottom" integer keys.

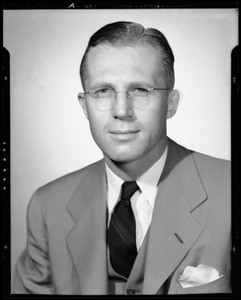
[{"left": 112, "top": 91, "right": 134, "bottom": 120}]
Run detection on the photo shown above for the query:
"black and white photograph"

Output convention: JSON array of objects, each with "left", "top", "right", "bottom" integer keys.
[{"left": 2, "top": 5, "right": 238, "bottom": 295}]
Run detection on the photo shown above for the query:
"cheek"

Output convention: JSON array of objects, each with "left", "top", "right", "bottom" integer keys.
[
  {"left": 87, "top": 112, "right": 108, "bottom": 143},
  {"left": 138, "top": 107, "right": 167, "bottom": 138}
]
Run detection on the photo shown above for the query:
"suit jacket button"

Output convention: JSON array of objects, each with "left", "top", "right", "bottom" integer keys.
[{"left": 127, "top": 288, "right": 135, "bottom": 295}]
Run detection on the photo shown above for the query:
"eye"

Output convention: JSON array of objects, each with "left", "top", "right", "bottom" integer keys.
[
  {"left": 94, "top": 88, "right": 113, "bottom": 98},
  {"left": 130, "top": 87, "right": 150, "bottom": 97}
]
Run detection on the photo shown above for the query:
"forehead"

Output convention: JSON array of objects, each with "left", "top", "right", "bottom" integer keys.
[{"left": 85, "top": 44, "right": 163, "bottom": 87}]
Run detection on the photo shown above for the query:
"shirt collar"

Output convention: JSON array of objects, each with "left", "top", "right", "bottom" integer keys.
[
  {"left": 105, "top": 146, "right": 168, "bottom": 213},
  {"left": 136, "top": 146, "right": 168, "bottom": 208},
  {"left": 105, "top": 165, "right": 124, "bottom": 215}
]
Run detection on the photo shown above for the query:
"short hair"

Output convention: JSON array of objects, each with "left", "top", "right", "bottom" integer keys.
[{"left": 80, "top": 21, "right": 175, "bottom": 90}]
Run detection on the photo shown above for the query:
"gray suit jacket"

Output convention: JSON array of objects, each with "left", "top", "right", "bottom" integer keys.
[{"left": 13, "top": 139, "right": 231, "bottom": 294}]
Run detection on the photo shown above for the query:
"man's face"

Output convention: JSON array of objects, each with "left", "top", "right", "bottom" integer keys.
[{"left": 79, "top": 44, "right": 179, "bottom": 166}]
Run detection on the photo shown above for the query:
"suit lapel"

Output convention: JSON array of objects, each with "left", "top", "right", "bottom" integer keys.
[
  {"left": 143, "top": 139, "right": 207, "bottom": 294},
  {"left": 66, "top": 160, "right": 108, "bottom": 295}
]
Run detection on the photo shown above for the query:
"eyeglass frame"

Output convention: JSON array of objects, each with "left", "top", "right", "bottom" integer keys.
[
  {"left": 84, "top": 87, "right": 170, "bottom": 99},
  {"left": 83, "top": 86, "right": 170, "bottom": 111}
]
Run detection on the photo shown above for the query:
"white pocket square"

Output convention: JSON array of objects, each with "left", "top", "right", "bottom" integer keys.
[{"left": 178, "top": 264, "right": 223, "bottom": 288}]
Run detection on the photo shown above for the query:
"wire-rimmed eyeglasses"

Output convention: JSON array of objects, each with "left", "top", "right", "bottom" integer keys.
[{"left": 84, "top": 86, "right": 170, "bottom": 111}]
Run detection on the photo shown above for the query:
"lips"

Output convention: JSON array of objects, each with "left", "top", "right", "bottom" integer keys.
[
  {"left": 110, "top": 130, "right": 139, "bottom": 134},
  {"left": 109, "top": 129, "right": 140, "bottom": 140}
]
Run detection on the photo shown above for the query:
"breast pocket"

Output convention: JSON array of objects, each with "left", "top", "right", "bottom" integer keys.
[{"left": 175, "top": 267, "right": 231, "bottom": 294}]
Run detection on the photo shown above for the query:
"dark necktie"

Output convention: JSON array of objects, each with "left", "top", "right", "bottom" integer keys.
[{"left": 108, "top": 181, "right": 140, "bottom": 278}]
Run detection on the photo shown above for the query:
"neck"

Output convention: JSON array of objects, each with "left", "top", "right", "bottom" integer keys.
[{"left": 104, "top": 137, "right": 168, "bottom": 181}]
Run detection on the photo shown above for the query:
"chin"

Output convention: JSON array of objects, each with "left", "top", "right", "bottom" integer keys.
[
  {"left": 112, "top": 157, "right": 134, "bottom": 163},
  {"left": 106, "top": 150, "right": 142, "bottom": 164}
]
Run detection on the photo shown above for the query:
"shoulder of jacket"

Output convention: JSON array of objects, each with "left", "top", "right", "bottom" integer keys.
[
  {"left": 42, "top": 159, "right": 103, "bottom": 188},
  {"left": 30, "top": 159, "right": 104, "bottom": 208},
  {"left": 190, "top": 151, "right": 231, "bottom": 190},
  {"left": 192, "top": 151, "right": 230, "bottom": 171},
  {"left": 168, "top": 138, "right": 230, "bottom": 178}
]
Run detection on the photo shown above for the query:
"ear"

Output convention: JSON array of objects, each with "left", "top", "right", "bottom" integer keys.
[
  {"left": 78, "top": 92, "right": 89, "bottom": 119},
  {"left": 166, "top": 89, "right": 179, "bottom": 119}
]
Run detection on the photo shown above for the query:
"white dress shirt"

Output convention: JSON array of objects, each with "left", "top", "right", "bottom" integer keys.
[{"left": 106, "top": 146, "right": 168, "bottom": 251}]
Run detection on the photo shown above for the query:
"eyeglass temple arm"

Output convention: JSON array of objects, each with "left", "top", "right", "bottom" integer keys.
[{"left": 151, "top": 88, "right": 170, "bottom": 91}]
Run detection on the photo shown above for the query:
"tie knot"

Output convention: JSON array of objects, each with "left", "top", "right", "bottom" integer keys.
[{"left": 121, "top": 181, "right": 139, "bottom": 206}]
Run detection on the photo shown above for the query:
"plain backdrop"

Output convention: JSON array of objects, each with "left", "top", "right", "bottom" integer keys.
[{"left": 3, "top": 8, "right": 238, "bottom": 287}]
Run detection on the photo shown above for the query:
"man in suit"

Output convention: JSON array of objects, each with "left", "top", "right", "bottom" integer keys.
[{"left": 13, "top": 21, "right": 231, "bottom": 295}]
